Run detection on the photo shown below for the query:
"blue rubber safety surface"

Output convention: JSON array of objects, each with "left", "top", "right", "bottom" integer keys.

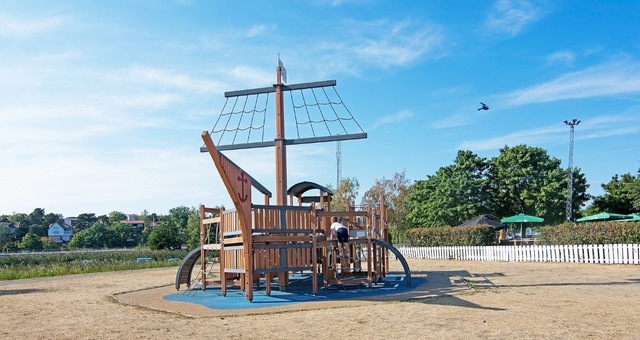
[{"left": 164, "top": 274, "right": 422, "bottom": 310}]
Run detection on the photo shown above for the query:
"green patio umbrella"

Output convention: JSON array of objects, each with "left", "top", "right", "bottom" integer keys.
[
  {"left": 576, "top": 212, "right": 631, "bottom": 222},
  {"left": 501, "top": 213, "right": 544, "bottom": 238},
  {"left": 621, "top": 214, "right": 640, "bottom": 222}
]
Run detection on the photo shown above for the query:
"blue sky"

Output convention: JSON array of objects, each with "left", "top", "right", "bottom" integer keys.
[{"left": 2, "top": 0, "right": 640, "bottom": 217}]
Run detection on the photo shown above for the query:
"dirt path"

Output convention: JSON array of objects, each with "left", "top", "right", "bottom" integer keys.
[{"left": 1, "top": 259, "right": 638, "bottom": 339}]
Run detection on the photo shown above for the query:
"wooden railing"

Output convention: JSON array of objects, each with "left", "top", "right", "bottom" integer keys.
[
  {"left": 251, "top": 205, "right": 317, "bottom": 273},
  {"left": 395, "top": 244, "right": 640, "bottom": 265}
]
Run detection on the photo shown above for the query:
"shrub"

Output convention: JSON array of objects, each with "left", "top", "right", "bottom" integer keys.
[
  {"left": 0, "top": 249, "right": 189, "bottom": 280},
  {"left": 536, "top": 222, "right": 640, "bottom": 245},
  {"left": 406, "top": 225, "right": 495, "bottom": 247}
]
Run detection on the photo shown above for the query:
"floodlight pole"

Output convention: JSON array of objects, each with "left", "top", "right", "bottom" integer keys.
[{"left": 564, "top": 118, "right": 580, "bottom": 222}]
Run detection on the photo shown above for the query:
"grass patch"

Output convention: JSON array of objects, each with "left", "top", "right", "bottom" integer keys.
[{"left": 0, "top": 249, "right": 189, "bottom": 280}]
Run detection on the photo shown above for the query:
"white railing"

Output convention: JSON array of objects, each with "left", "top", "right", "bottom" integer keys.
[{"left": 395, "top": 244, "right": 640, "bottom": 265}]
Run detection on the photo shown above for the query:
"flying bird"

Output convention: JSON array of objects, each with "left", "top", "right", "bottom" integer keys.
[{"left": 477, "top": 102, "right": 489, "bottom": 111}]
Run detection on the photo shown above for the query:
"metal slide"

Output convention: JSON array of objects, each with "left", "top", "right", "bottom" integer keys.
[
  {"left": 370, "top": 238, "right": 412, "bottom": 287},
  {"left": 175, "top": 246, "right": 202, "bottom": 290}
]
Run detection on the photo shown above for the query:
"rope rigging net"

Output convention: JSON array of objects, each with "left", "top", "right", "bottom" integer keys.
[{"left": 206, "top": 82, "right": 366, "bottom": 150}]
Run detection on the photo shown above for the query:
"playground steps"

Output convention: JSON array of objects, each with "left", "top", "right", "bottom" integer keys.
[{"left": 331, "top": 276, "right": 370, "bottom": 286}]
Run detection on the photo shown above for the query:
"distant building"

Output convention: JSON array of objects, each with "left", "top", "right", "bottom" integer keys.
[
  {"left": 121, "top": 214, "right": 157, "bottom": 230},
  {"left": 125, "top": 214, "right": 139, "bottom": 221},
  {"left": 121, "top": 219, "right": 145, "bottom": 230},
  {"left": 48, "top": 222, "right": 73, "bottom": 243},
  {"left": 0, "top": 221, "right": 18, "bottom": 234},
  {"left": 63, "top": 217, "right": 78, "bottom": 228}
]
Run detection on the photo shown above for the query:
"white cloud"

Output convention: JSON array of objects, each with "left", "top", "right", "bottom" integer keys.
[
  {"left": 458, "top": 124, "right": 563, "bottom": 151},
  {"left": 458, "top": 114, "right": 640, "bottom": 151},
  {"left": 226, "top": 66, "right": 274, "bottom": 87},
  {"left": 431, "top": 113, "right": 474, "bottom": 129},
  {"left": 116, "top": 92, "right": 184, "bottom": 110},
  {"left": 577, "top": 114, "right": 640, "bottom": 139},
  {"left": 503, "top": 59, "right": 640, "bottom": 106},
  {"left": 485, "top": 0, "right": 544, "bottom": 36},
  {"left": 546, "top": 50, "right": 575, "bottom": 66},
  {"left": 0, "top": 12, "right": 64, "bottom": 37},
  {"left": 245, "top": 24, "right": 275, "bottom": 37},
  {"left": 353, "top": 19, "right": 446, "bottom": 67},
  {"left": 369, "top": 110, "right": 414, "bottom": 131},
  {"left": 122, "top": 67, "right": 226, "bottom": 94}
]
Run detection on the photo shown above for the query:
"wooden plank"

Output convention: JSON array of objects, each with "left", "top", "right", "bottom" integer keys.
[
  {"left": 253, "top": 229, "right": 312, "bottom": 234},
  {"left": 203, "top": 217, "right": 221, "bottom": 224},
  {"left": 223, "top": 230, "right": 242, "bottom": 237},
  {"left": 222, "top": 236, "right": 244, "bottom": 245},
  {"left": 254, "top": 266, "right": 312, "bottom": 274},
  {"left": 253, "top": 243, "right": 313, "bottom": 250},
  {"left": 316, "top": 211, "right": 368, "bottom": 218},
  {"left": 253, "top": 235, "right": 311, "bottom": 243}
]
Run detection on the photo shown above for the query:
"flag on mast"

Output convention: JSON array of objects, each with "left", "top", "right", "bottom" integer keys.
[{"left": 277, "top": 53, "right": 287, "bottom": 83}]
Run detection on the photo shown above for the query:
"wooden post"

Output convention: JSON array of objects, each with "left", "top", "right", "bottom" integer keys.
[
  {"left": 311, "top": 205, "right": 318, "bottom": 295},
  {"left": 199, "top": 205, "right": 207, "bottom": 290},
  {"left": 274, "top": 66, "right": 287, "bottom": 206},
  {"left": 275, "top": 65, "right": 290, "bottom": 289}
]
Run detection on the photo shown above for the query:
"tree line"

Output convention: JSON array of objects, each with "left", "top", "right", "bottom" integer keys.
[
  {"left": 3, "top": 144, "right": 639, "bottom": 249},
  {"left": 352, "top": 145, "right": 638, "bottom": 243},
  {"left": 0, "top": 207, "right": 203, "bottom": 252}
]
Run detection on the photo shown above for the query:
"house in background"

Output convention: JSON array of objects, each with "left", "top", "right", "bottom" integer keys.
[
  {"left": 120, "top": 214, "right": 158, "bottom": 230},
  {"left": 48, "top": 221, "right": 73, "bottom": 243},
  {"left": 121, "top": 214, "right": 144, "bottom": 230},
  {"left": 63, "top": 216, "right": 78, "bottom": 228},
  {"left": 1, "top": 221, "right": 18, "bottom": 235}
]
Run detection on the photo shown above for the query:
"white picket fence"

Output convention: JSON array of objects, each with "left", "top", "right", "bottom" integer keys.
[{"left": 395, "top": 244, "right": 640, "bottom": 265}]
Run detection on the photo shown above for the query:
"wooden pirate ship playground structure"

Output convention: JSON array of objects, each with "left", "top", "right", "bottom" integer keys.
[{"left": 175, "top": 61, "right": 411, "bottom": 301}]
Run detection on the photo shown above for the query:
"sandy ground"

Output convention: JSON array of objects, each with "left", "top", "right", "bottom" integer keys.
[{"left": 1, "top": 258, "right": 639, "bottom": 339}]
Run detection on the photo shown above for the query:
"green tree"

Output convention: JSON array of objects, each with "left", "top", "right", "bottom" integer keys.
[
  {"left": 111, "top": 222, "right": 134, "bottom": 247},
  {"left": 75, "top": 213, "right": 98, "bottom": 233},
  {"left": 27, "top": 208, "right": 46, "bottom": 226},
  {"left": 331, "top": 177, "right": 359, "bottom": 211},
  {"left": 44, "top": 213, "right": 62, "bottom": 226},
  {"left": 28, "top": 224, "right": 49, "bottom": 237},
  {"left": 41, "top": 236, "right": 58, "bottom": 250},
  {"left": 0, "top": 227, "right": 12, "bottom": 251},
  {"left": 569, "top": 167, "right": 591, "bottom": 220},
  {"left": 147, "top": 221, "right": 183, "bottom": 250},
  {"left": 108, "top": 211, "right": 128, "bottom": 225},
  {"left": 68, "top": 230, "right": 89, "bottom": 249},
  {"left": 361, "top": 171, "right": 411, "bottom": 241},
  {"left": 168, "top": 206, "right": 191, "bottom": 230},
  {"left": 487, "top": 145, "right": 579, "bottom": 224},
  {"left": 8, "top": 212, "right": 27, "bottom": 223},
  {"left": 19, "top": 232, "right": 43, "bottom": 251},
  {"left": 587, "top": 172, "right": 640, "bottom": 215},
  {"left": 185, "top": 208, "right": 204, "bottom": 250},
  {"left": 143, "top": 212, "right": 159, "bottom": 231},
  {"left": 83, "top": 220, "right": 116, "bottom": 248},
  {"left": 405, "top": 150, "right": 489, "bottom": 227}
]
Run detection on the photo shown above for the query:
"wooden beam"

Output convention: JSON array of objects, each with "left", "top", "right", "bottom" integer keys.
[{"left": 224, "top": 80, "right": 337, "bottom": 98}]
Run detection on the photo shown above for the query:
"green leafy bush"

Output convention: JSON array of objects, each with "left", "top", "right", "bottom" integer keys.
[
  {"left": 406, "top": 225, "right": 495, "bottom": 246},
  {"left": 537, "top": 222, "right": 640, "bottom": 245}
]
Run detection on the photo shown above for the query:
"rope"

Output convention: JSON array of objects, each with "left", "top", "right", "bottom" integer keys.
[{"left": 207, "top": 83, "right": 364, "bottom": 148}]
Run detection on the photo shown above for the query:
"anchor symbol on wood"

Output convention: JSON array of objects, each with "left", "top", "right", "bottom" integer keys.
[{"left": 237, "top": 172, "right": 248, "bottom": 202}]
